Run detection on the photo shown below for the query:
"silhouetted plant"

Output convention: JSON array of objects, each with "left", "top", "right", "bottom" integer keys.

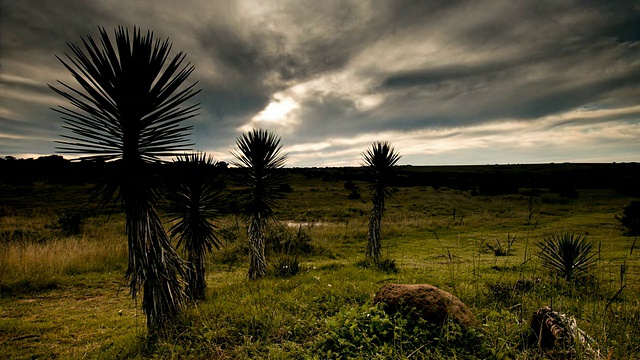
[
  {"left": 347, "top": 189, "right": 361, "bottom": 200},
  {"left": 618, "top": 200, "right": 640, "bottom": 235},
  {"left": 486, "top": 234, "right": 516, "bottom": 256},
  {"left": 232, "top": 129, "right": 288, "bottom": 280},
  {"left": 277, "top": 183, "right": 293, "bottom": 193},
  {"left": 536, "top": 232, "right": 598, "bottom": 282},
  {"left": 362, "top": 142, "right": 401, "bottom": 263},
  {"left": 377, "top": 258, "right": 399, "bottom": 274},
  {"left": 55, "top": 209, "right": 92, "bottom": 235},
  {"left": 166, "top": 152, "right": 223, "bottom": 300},
  {"left": 50, "top": 26, "right": 199, "bottom": 331},
  {"left": 344, "top": 180, "right": 357, "bottom": 191},
  {"left": 273, "top": 255, "right": 300, "bottom": 278}
]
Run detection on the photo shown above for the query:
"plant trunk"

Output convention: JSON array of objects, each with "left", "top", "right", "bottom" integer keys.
[
  {"left": 122, "top": 169, "right": 186, "bottom": 333},
  {"left": 366, "top": 200, "right": 383, "bottom": 264},
  {"left": 247, "top": 216, "right": 267, "bottom": 280},
  {"left": 185, "top": 251, "right": 206, "bottom": 300}
]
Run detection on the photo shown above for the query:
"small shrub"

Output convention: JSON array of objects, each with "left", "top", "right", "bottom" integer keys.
[
  {"left": 217, "top": 248, "right": 242, "bottom": 271},
  {"left": 618, "top": 200, "right": 640, "bottom": 235},
  {"left": 277, "top": 183, "right": 293, "bottom": 193},
  {"left": 354, "top": 258, "right": 398, "bottom": 273},
  {"left": 265, "top": 223, "right": 313, "bottom": 254},
  {"left": 377, "top": 258, "right": 399, "bottom": 274},
  {"left": 54, "top": 209, "right": 92, "bottom": 235},
  {"left": 218, "top": 220, "right": 242, "bottom": 244},
  {"left": 486, "top": 234, "right": 516, "bottom": 256},
  {"left": 347, "top": 189, "right": 361, "bottom": 200},
  {"left": 343, "top": 180, "right": 357, "bottom": 191},
  {"left": 272, "top": 255, "right": 300, "bottom": 278},
  {"left": 536, "top": 232, "right": 598, "bottom": 282}
]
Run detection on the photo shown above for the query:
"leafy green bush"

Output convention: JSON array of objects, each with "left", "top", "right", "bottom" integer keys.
[
  {"left": 618, "top": 200, "right": 640, "bottom": 235},
  {"left": 315, "top": 304, "right": 489, "bottom": 359},
  {"left": 536, "top": 232, "right": 598, "bottom": 282}
]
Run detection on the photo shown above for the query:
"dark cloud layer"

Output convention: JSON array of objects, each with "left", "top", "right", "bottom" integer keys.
[{"left": 1, "top": 0, "right": 640, "bottom": 165}]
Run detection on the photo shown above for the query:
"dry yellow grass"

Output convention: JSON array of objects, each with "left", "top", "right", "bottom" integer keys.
[{"left": 0, "top": 214, "right": 127, "bottom": 290}]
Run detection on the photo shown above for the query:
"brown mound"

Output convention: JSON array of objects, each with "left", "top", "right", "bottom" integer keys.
[{"left": 373, "top": 283, "right": 478, "bottom": 328}]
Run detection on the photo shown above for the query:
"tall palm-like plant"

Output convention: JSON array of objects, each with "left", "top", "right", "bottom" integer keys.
[
  {"left": 49, "top": 26, "right": 199, "bottom": 331},
  {"left": 362, "top": 142, "right": 401, "bottom": 264},
  {"left": 232, "top": 129, "right": 288, "bottom": 280},
  {"left": 166, "top": 152, "right": 223, "bottom": 300}
]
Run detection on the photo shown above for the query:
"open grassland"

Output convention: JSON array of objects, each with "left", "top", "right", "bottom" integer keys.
[{"left": 1, "top": 174, "right": 639, "bottom": 359}]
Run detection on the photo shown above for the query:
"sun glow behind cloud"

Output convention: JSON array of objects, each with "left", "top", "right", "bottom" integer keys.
[{"left": 239, "top": 94, "right": 300, "bottom": 133}]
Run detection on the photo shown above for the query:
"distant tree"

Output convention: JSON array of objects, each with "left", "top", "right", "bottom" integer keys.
[
  {"left": 50, "top": 26, "right": 199, "bottom": 332},
  {"left": 362, "top": 142, "right": 401, "bottom": 263},
  {"left": 232, "top": 129, "right": 288, "bottom": 280},
  {"left": 166, "top": 153, "right": 224, "bottom": 300}
]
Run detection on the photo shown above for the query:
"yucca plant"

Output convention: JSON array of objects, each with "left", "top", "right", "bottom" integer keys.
[
  {"left": 536, "top": 232, "right": 598, "bottom": 282},
  {"left": 362, "top": 142, "right": 401, "bottom": 264},
  {"left": 231, "top": 129, "right": 288, "bottom": 280},
  {"left": 50, "top": 26, "right": 199, "bottom": 331},
  {"left": 166, "top": 153, "right": 224, "bottom": 300}
]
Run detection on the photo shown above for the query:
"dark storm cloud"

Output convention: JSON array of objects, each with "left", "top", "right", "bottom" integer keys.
[
  {"left": 371, "top": 0, "right": 640, "bottom": 126},
  {"left": 381, "top": 62, "right": 508, "bottom": 89}
]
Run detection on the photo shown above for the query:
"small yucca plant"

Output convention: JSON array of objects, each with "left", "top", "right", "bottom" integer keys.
[
  {"left": 536, "top": 232, "right": 598, "bottom": 282},
  {"left": 362, "top": 141, "right": 401, "bottom": 264},
  {"left": 273, "top": 255, "right": 300, "bottom": 278},
  {"left": 231, "top": 129, "right": 288, "bottom": 280},
  {"left": 166, "top": 152, "right": 224, "bottom": 300}
]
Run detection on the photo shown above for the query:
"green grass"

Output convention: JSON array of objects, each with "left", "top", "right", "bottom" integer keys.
[{"left": 1, "top": 175, "right": 639, "bottom": 358}]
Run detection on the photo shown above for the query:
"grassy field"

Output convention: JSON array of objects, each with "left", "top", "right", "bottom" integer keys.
[{"left": 1, "top": 172, "right": 639, "bottom": 359}]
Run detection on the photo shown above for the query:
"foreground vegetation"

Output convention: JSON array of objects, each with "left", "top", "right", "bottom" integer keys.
[{"left": 1, "top": 170, "right": 639, "bottom": 359}]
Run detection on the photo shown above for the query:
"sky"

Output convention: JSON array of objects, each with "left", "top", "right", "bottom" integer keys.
[{"left": 1, "top": 0, "right": 640, "bottom": 167}]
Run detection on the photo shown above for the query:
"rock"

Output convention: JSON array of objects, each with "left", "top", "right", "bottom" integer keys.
[{"left": 373, "top": 283, "right": 478, "bottom": 328}]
